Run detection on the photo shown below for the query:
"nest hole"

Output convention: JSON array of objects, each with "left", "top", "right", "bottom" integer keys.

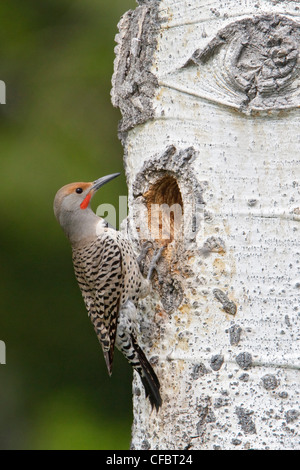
[{"left": 144, "top": 175, "right": 183, "bottom": 245}]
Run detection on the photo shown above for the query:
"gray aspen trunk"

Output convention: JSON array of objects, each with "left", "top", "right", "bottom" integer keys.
[{"left": 111, "top": 0, "right": 300, "bottom": 450}]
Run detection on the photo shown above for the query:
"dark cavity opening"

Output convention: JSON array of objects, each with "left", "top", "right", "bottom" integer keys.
[{"left": 144, "top": 175, "right": 183, "bottom": 244}]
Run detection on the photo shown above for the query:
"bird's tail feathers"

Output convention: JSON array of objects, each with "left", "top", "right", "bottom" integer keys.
[
  {"left": 131, "top": 334, "right": 162, "bottom": 411},
  {"left": 103, "top": 349, "right": 113, "bottom": 376}
]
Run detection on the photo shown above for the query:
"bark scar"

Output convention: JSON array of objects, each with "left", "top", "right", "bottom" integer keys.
[{"left": 213, "top": 288, "right": 237, "bottom": 315}]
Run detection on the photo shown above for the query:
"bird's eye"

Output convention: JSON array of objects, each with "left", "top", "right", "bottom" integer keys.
[{"left": 75, "top": 188, "right": 83, "bottom": 194}]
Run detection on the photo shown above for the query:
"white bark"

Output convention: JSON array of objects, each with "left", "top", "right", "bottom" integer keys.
[{"left": 112, "top": 0, "right": 300, "bottom": 450}]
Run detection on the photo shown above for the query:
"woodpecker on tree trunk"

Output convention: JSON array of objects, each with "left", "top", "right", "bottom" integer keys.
[{"left": 53, "top": 173, "right": 162, "bottom": 410}]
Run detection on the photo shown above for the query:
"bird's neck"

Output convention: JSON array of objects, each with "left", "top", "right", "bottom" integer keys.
[{"left": 61, "top": 208, "right": 105, "bottom": 247}]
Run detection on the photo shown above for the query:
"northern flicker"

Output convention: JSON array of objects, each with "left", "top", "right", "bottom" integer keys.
[{"left": 54, "top": 173, "right": 162, "bottom": 410}]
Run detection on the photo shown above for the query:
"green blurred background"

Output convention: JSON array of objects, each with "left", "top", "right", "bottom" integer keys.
[{"left": 0, "top": 0, "right": 137, "bottom": 449}]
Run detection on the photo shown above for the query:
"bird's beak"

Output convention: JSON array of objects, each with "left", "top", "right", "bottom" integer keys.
[
  {"left": 90, "top": 173, "right": 120, "bottom": 193},
  {"left": 80, "top": 173, "right": 120, "bottom": 210}
]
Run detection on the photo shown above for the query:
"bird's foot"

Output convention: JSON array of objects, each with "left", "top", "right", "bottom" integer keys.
[
  {"left": 147, "top": 246, "right": 165, "bottom": 281},
  {"left": 137, "top": 241, "right": 153, "bottom": 272}
]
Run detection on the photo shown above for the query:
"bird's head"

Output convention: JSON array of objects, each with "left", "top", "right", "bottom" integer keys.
[{"left": 54, "top": 173, "right": 120, "bottom": 243}]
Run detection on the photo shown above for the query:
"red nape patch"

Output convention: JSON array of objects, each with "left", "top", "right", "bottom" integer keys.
[{"left": 80, "top": 193, "right": 92, "bottom": 210}]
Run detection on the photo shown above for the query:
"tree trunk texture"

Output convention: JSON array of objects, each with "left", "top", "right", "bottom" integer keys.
[{"left": 111, "top": 0, "right": 300, "bottom": 450}]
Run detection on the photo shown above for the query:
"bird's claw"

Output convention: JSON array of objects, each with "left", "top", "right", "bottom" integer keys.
[
  {"left": 137, "top": 241, "right": 154, "bottom": 271},
  {"left": 147, "top": 246, "right": 165, "bottom": 280}
]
